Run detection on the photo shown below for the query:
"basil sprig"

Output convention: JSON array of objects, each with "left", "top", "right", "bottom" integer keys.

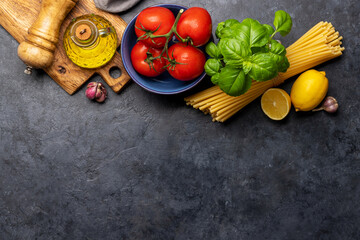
[{"left": 204, "top": 10, "right": 292, "bottom": 96}]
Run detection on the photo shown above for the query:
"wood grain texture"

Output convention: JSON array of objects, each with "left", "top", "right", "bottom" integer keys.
[
  {"left": 17, "top": 0, "right": 78, "bottom": 69},
  {"left": 0, "top": 0, "right": 131, "bottom": 95}
]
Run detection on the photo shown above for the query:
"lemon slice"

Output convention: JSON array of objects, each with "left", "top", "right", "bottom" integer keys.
[{"left": 261, "top": 88, "right": 291, "bottom": 120}]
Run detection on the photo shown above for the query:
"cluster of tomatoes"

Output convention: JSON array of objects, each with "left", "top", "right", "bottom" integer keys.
[{"left": 130, "top": 6, "right": 212, "bottom": 81}]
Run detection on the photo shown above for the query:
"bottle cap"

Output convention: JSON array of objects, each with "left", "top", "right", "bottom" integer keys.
[{"left": 75, "top": 24, "right": 92, "bottom": 41}]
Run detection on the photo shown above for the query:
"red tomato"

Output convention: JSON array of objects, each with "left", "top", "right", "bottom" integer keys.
[
  {"left": 176, "top": 7, "right": 212, "bottom": 47},
  {"left": 165, "top": 43, "right": 206, "bottom": 81},
  {"left": 131, "top": 41, "right": 165, "bottom": 77},
  {"left": 135, "top": 7, "right": 175, "bottom": 48}
]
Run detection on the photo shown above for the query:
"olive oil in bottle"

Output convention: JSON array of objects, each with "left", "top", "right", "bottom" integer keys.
[{"left": 63, "top": 14, "right": 117, "bottom": 69}]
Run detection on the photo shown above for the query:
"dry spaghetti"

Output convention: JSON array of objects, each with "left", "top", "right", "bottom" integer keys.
[{"left": 184, "top": 21, "right": 345, "bottom": 122}]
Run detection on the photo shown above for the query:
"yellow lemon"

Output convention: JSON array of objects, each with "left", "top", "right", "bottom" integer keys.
[
  {"left": 290, "top": 69, "right": 328, "bottom": 111},
  {"left": 261, "top": 88, "right": 292, "bottom": 120}
]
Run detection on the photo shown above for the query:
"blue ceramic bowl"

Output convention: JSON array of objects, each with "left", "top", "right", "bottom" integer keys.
[{"left": 121, "top": 4, "right": 207, "bottom": 95}]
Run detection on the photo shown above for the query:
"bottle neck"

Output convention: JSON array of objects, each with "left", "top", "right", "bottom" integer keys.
[{"left": 70, "top": 19, "right": 98, "bottom": 47}]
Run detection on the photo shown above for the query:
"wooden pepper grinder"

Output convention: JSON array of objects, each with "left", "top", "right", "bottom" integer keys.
[{"left": 17, "top": 0, "right": 78, "bottom": 74}]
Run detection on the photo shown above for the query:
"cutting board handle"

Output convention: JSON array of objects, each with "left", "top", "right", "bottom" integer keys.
[
  {"left": 17, "top": 0, "right": 78, "bottom": 72},
  {"left": 97, "top": 52, "right": 131, "bottom": 93}
]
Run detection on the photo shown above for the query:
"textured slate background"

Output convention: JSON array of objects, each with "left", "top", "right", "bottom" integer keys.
[{"left": 1, "top": 0, "right": 359, "bottom": 239}]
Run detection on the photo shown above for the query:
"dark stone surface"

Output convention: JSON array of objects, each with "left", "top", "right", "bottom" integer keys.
[{"left": 1, "top": 0, "right": 359, "bottom": 239}]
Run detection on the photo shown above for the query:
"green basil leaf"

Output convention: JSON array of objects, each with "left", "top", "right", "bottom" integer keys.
[
  {"left": 247, "top": 53, "right": 278, "bottom": 81},
  {"left": 242, "top": 75, "right": 253, "bottom": 94},
  {"left": 205, "top": 59, "right": 221, "bottom": 76},
  {"left": 205, "top": 42, "right": 222, "bottom": 59},
  {"left": 217, "top": 38, "right": 229, "bottom": 51},
  {"left": 269, "top": 53, "right": 282, "bottom": 69},
  {"left": 221, "top": 28, "right": 237, "bottom": 39},
  {"left": 220, "top": 39, "right": 251, "bottom": 67},
  {"left": 215, "top": 19, "right": 240, "bottom": 39},
  {"left": 277, "top": 56, "right": 290, "bottom": 72},
  {"left": 224, "top": 19, "right": 240, "bottom": 28},
  {"left": 243, "top": 61, "right": 252, "bottom": 74},
  {"left": 273, "top": 10, "right": 292, "bottom": 36},
  {"left": 211, "top": 73, "right": 220, "bottom": 85},
  {"left": 269, "top": 39, "right": 286, "bottom": 56},
  {"left": 223, "top": 59, "right": 242, "bottom": 68},
  {"left": 263, "top": 24, "right": 275, "bottom": 36},
  {"left": 268, "top": 39, "right": 289, "bottom": 72},
  {"left": 235, "top": 18, "right": 269, "bottom": 48},
  {"left": 269, "top": 53, "right": 286, "bottom": 72},
  {"left": 251, "top": 46, "right": 269, "bottom": 54},
  {"left": 215, "top": 22, "right": 225, "bottom": 38},
  {"left": 218, "top": 67, "right": 252, "bottom": 96}
]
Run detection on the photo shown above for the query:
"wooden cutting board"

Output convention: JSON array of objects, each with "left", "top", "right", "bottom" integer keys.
[{"left": 0, "top": 0, "right": 131, "bottom": 95}]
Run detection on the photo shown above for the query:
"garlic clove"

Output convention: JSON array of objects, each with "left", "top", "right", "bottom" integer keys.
[
  {"left": 85, "top": 82, "right": 107, "bottom": 103},
  {"left": 322, "top": 96, "right": 338, "bottom": 113},
  {"left": 312, "top": 96, "right": 338, "bottom": 113},
  {"left": 96, "top": 87, "right": 107, "bottom": 103},
  {"left": 95, "top": 85, "right": 103, "bottom": 99},
  {"left": 85, "top": 85, "right": 97, "bottom": 100},
  {"left": 87, "top": 81, "right": 98, "bottom": 89}
]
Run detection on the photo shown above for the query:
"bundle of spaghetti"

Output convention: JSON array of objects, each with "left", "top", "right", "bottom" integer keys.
[{"left": 184, "top": 21, "right": 345, "bottom": 122}]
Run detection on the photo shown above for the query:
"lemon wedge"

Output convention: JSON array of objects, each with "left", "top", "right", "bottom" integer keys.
[{"left": 261, "top": 88, "right": 292, "bottom": 120}]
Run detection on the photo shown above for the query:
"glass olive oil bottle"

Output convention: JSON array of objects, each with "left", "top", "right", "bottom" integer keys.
[{"left": 63, "top": 14, "right": 117, "bottom": 69}]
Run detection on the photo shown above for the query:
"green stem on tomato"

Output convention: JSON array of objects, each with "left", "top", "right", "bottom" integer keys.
[
  {"left": 143, "top": 9, "right": 193, "bottom": 64},
  {"left": 170, "top": 9, "right": 186, "bottom": 42},
  {"left": 150, "top": 9, "right": 184, "bottom": 39}
]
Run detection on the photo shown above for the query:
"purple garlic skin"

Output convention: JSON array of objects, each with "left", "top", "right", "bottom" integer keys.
[
  {"left": 85, "top": 85, "right": 97, "bottom": 100},
  {"left": 322, "top": 96, "right": 338, "bottom": 113},
  {"left": 312, "top": 96, "right": 338, "bottom": 113},
  {"left": 96, "top": 87, "right": 107, "bottom": 103},
  {"left": 85, "top": 82, "right": 107, "bottom": 103}
]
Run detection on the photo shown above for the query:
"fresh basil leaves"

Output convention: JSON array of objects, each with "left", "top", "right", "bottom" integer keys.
[
  {"left": 219, "top": 67, "right": 252, "bottom": 96},
  {"left": 273, "top": 10, "right": 293, "bottom": 37},
  {"left": 247, "top": 53, "right": 278, "bottom": 81},
  {"left": 204, "top": 59, "right": 221, "bottom": 76},
  {"left": 205, "top": 42, "right": 222, "bottom": 59},
  {"left": 204, "top": 10, "right": 292, "bottom": 96},
  {"left": 236, "top": 18, "right": 269, "bottom": 48}
]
